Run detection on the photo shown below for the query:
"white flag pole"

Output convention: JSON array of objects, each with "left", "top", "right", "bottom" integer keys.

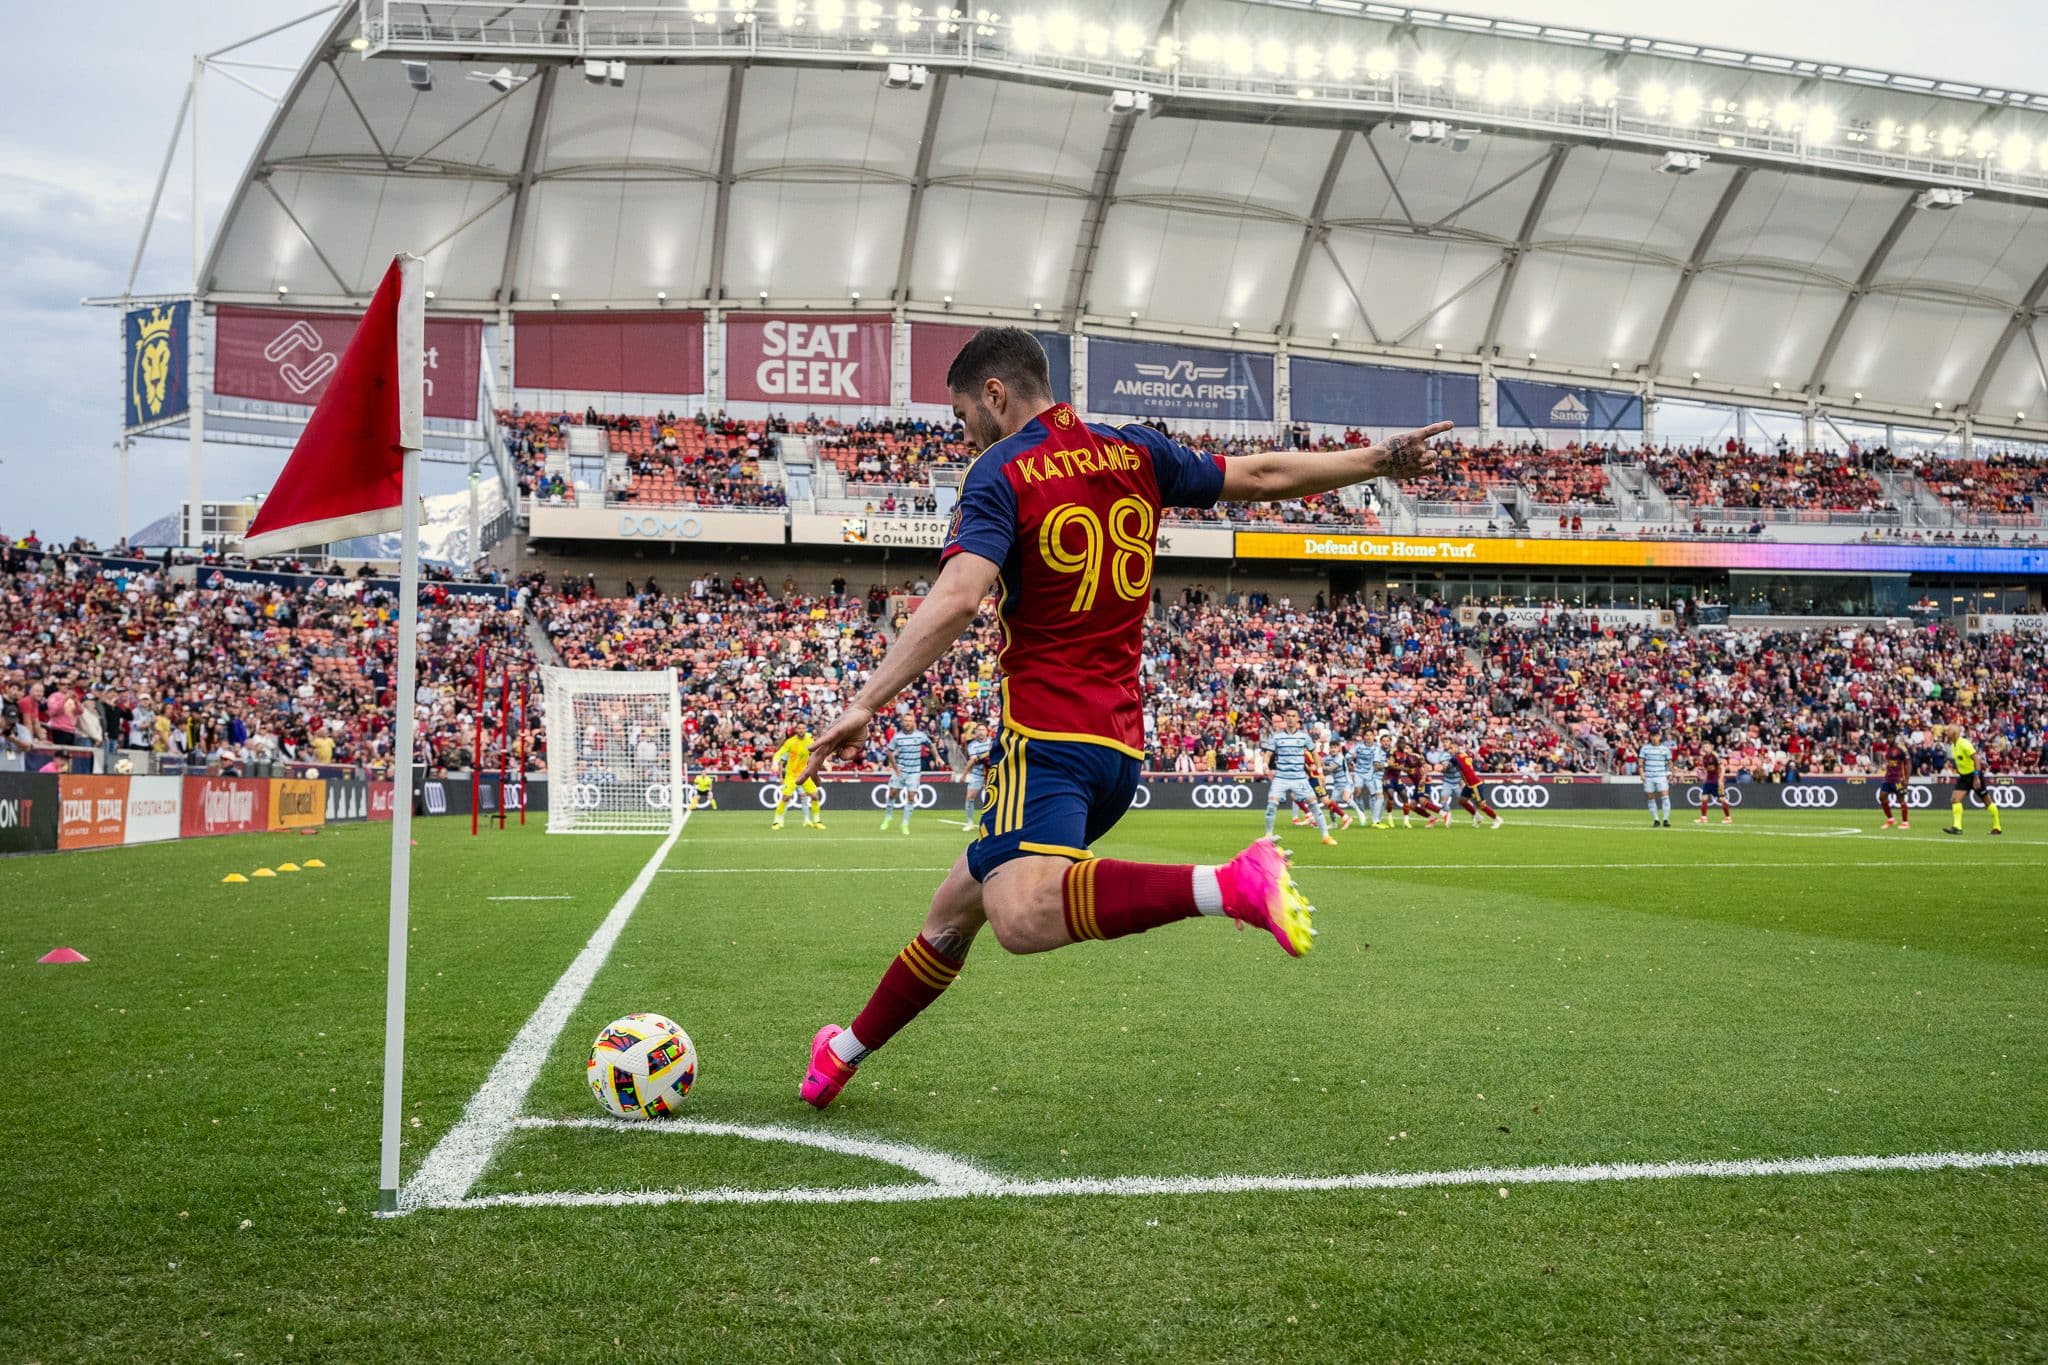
[{"left": 377, "top": 254, "right": 426, "bottom": 1216}]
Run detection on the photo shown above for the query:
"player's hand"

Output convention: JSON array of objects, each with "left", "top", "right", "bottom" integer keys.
[
  {"left": 1373, "top": 422, "right": 1456, "bottom": 481},
  {"left": 803, "top": 703, "right": 872, "bottom": 784}
]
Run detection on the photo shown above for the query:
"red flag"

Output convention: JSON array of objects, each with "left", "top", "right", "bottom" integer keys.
[{"left": 242, "top": 256, "right": 423, "bottom": 556}]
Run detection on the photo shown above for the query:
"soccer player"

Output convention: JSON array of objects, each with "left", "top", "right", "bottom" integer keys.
[
  {"left": 1877, "top": 734, "right": 1913, "bottom": 830},
  {"left": 1451, "top": 741, "right": 1502, "bottom": 828},
  {"left": 1365, "top": 730, "right": 1393, "bottom": 828},
  {"left": 1264, "top": 709, "right": 1335, "bottom": 845},
  {"left": 1943, "top": 726, "right": 2003, "bottom": 836},
  {"left": 880, "top": 716, "right": 931, "bottom": 834},
  {"left": 1399, "top": 742, "right": 1443, "bottom": 828},
  {"left": 1694, "top": 745, "right": 1732, "bottom": 824},
  {"left": 1383, "top": 738, "right": 1413, "bottom": 827},
  {"left": 1638, "top": 728, "right": 1674, "bottom": 827},
  {"left": 796, "top": 327, "right": 1453, "bottom": 1107},
  {"left": 771, "top": 728, "right": 825, "bottom": 830},
  {"left": 1422, "top": 734, "right": 1455, "bottom": 827},
  {"left": 960, "top": 722, "right": 993, "bottom": 828}
]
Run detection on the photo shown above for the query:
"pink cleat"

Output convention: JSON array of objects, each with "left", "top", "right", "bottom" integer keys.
[
  {"left": 1216, "top": 837, "right": 1316, "bottom": 957},
  {"left": 800, "top": 1024, "right": 859, "bottom": 1109}
]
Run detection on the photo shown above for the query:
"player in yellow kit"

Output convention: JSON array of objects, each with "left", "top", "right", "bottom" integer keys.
[
  {"left": 1942, "top": 726, "right": 2002, "bottom": 836},
  {"left": 772, "top": 730, "right": 826, "bottom": 830}
]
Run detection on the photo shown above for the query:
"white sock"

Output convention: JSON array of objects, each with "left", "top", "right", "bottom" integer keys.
[
  {"left": 1193, "top": 865, "right": 1224, "bottom": 915},
  {"left": 829, "top": 1028, "right": 871, "bottom": 1065}
]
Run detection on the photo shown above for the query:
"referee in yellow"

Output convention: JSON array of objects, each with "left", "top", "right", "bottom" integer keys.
[
  {"left": 1943, "top": 726, "right": 2003, "bottom": 836},
  {"left": 772, "top": 729, "right": 826, "bottom": 830}
]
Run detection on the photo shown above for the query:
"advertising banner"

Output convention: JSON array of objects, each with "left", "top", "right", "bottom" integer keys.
[
  {"left": 725, "top": 314, "right": 893, "bottom": 405},
  {"left": 1289, "top": 358, "right": 1480, "bottom": 429},
  {"left": 368, "top": 781, "right": 397, "bottom": 821},
  {"left": 1455, "top": 606, "right": 1674, "bottom": 630},
  {"left": 0, "top": 773, "right": 59, "bottom": 855},
  {"left": 1087, "top": 338, "right": 1273, "bottom": 422},
  {"left": 1154, "top": 523, "right": 1235, "bottom": 558},
  {"left": 1967, "top": 613, "right": 2048, "bottom": 635},
  {"left": 58, "top": 775, "right": 129, "bottom": 850},
  {"left": 840, "top": 516, "right": 948, "bottom": 549},
  {"left": 213, "top": 306, "right": 482, "bottom": 421},
  {"left": 124, "top": 300, "right": 190, "bottom": 431},
  {"left": 122, "top": 776, "right": 184, "bottom": 845},
  {"left": 180, "top": 777, "right": 271, "bottom": 838},
  {"left": 513, "top": 311, "right": 706, "bottom": 396},
  {"left": 268, "top": 778, "right": 327, "bottom": 831},
  {"left": 527, "top": 503, "right": 787, "bottom": 545},
  {"left": 910, "top": 323, "right": 1072, "bottom": 405},
  {"left": 1231, "top": 531, "right": 2048, "bottom": 576},
  {"left": 1495, "top": 379, "right": 1643, "bottom": 433}
]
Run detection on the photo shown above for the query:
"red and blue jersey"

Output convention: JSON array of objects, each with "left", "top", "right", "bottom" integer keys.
[{"left": 941, "top": 403, "right": 1224, "bottom": 756}]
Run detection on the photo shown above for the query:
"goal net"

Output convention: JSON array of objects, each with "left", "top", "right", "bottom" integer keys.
[{"left": 541, "top": 667, "right": 685, "bottom": 835}]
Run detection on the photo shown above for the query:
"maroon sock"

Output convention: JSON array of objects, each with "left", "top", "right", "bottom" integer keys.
[
  {"left": 1480, "top": 801, "right": 1498, "bottom": 819},
  {"left": 1460, "top": 798, "right": 1478, "bottom": 816},
  {"left": 848, "top": 933, "right": 964, "bottom": 1051},
  {"left": 1063, "top": 859, "right": 1199, "bottom": 942}
]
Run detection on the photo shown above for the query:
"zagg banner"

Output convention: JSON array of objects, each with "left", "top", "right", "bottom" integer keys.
[
  {"left": 123, "top": 776, "right": 184, "bottom": 845},
  {"left": 514, "top": 311, "right": 705, "bottom": 395},
  {"left": 1087, "top": 339, "right": 1273, "bottom": 422},
  {"left": 58, "top": 775, "right": 129, "bottom": 850},
  {"left": 213, "top": 306, "right": 482, "bottom": 420},
  {"left": 180, "top": 777, "right": 271, "bottom": 838},
  {"left": 268, "top": 778, "right": 326, "bottom": 831},
  {"left": 725, "top": 314, "right": 892, "bottom": 405}
]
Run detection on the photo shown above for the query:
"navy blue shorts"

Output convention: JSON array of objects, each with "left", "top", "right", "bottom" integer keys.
[
  {"left": 967, "top": 731, "right": 1140, "bottom": 882},
  {"left": 1699, "top": 780, "right": 1721, "bottom": 798},
  {"left": 1878, "top": 780, "right": 1904, "bottom": 797}
]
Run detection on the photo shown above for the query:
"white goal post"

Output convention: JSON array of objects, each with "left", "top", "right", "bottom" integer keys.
[{"left": 542, "top": 667, "right": 686, "bottom": 835}]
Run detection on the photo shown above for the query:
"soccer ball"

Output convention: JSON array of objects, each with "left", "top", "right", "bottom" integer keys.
[
  {"left": 586, "top": 1012, "right": 697, "bottom": 1119},
  {"left": 113, "top": 759, "right": 134, "bottom": 776}
]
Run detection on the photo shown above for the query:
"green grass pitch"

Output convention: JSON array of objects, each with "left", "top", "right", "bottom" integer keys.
[{"left": 3, "top": 805, "right": 2044, "bottom": 1361}]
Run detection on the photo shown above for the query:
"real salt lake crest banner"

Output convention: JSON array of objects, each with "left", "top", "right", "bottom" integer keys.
[
  {"left": 1496, "top": 379, "right": 1643, "bottom": 433},
  {"left": 725, "top": 314, "right": 893, "bottom": 406},
  {"left": 1087, "top": 339, "right": 1272, "bottom": 422},
  {"left": 124, "top": 300, "right": 190, "bottom": 431}
]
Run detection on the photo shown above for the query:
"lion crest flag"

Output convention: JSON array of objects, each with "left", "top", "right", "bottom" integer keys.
[{"left": 241, "top": 256, "right": 424, "bottom": 556}]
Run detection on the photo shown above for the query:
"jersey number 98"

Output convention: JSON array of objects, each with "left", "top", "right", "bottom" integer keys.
[{"left": 1038, "top": 497, "right": 1155, "bottom": 612}]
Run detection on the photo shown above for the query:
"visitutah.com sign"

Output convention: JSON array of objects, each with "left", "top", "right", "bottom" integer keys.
[{"left": 724, "top": 315, "right": 893, "bottom": 405}]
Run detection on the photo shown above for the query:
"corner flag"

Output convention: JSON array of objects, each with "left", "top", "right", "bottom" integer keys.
[{"left": 242, "top": 253, "right": 427, "bottom": 1215}]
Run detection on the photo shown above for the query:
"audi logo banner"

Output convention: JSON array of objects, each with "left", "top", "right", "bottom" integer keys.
[
  {"left": 1488, "top": 784, "right": 1552, "bottom": 810},
  {"left": 1777, "top": 786, "right": 1841, "bottom": 809}
]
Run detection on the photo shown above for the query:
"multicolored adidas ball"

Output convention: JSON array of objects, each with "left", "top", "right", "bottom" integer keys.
[{"left": 586, "top": 1012, "right": 698, "bottom": 1119}]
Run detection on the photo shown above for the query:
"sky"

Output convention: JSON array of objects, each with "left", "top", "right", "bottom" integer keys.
[{"left": 4, "top": 0, "right": 2046, "bottom": 545}]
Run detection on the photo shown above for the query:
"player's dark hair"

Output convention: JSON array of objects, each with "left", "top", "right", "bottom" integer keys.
[{"left": 946, "top": 327, "right": 1051, "bottom": 399}]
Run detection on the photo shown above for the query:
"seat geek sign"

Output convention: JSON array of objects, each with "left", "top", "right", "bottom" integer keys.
[{"left": 725, "top": 315, "right": 893, "bottom": 405}]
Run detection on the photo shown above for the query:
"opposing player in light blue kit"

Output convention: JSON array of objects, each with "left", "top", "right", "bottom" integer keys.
[
  {"left": 959, "top": 722, "right": 993, "bottom": 829},
  {"left": 1363, "top": 731, "right": 1392, "bottom": 827},
  {"left": 880, "top": 717, "right": 932, "bottom": 834},
  {"left": 1422, "top": 734, "right": 1456, "bottom": 827},
  {"left": 1333, "top": 732, "right": 1374, "bottom": 830},
  {"left": 1262, "top": 708, "right": 1335, "bottom": 846},
  {"left": 1638, "top": 728, "right": 1674, "bottom": 828}
]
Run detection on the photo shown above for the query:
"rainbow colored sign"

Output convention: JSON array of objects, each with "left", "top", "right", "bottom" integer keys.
[{"left": 1231, "top": 531, "right": 2048, "bottom": 575}]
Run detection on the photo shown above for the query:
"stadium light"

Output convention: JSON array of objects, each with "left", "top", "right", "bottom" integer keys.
[
  {"left": 1806, "top": 107, "right": 1837, "bottom": 143},
  {"left": 424, "top": 289, "right": 436, "bottom": 301},
  {"left": 1519, "top": 65, "right": 1548, "bottom": 104},
  {"left": 1082, "top": 22, "right": 1108, "bottom": 57},
  {"left": 1011, "top": 12, "right": 1037, "bottom": 48},
  {"left": 1554, "top": 69, "right": 1584, "bottom": 103},
  {"left": 1295, "top": 86, "right": 1313, "bottom": 101},
  {"left": 1328, "top": 45, "right": 1356, "bottom": 81},
  {"left": 1260, "top": 40, "right": 1288, "bottom": 76},
  {"left": 1045, "top": 11, "right": 1077, "bottom": 53},
  {"left": 1187, "top": 32, "right": 1219, "bottom": 64},
  {"left": 1414, "top": 52, "right": 1445, "bottom": 88},
  {"left": 1876, "top": 119, "right": 1900, "bottom": 150},
  {"left": 897, "top": 4, "right": 921, "bottom": 36},
  {"left": 1362, "top": 47, "right": 1392, "bottom": 81},
  {"left": 1969, "top": 127, "right": 1996, "bottom": 159},
  {"left": 1153, "top": 37, "right": 1178, "bottom": 68},
  {"left": 1743, "top": 97, "right": 1768, "bottom": 129},
  {"left": 656, "top": 291, "right": 667, "bottom": 303},
  {"left": 1454, "top": 63, "right": 1480, "bottom": 98},
  {"left": 1114, "top": 22, "right": 1143, "bottom": 57},
  {"left": 777, "top": 0, "right": 802, "bottom": 25},
  {"left": 1691, "top": 370, "right": 1702, "bottom": 381},
  {"left": 851, "top": 290, "right": 862, "bottom": 300},
  {"left": 549, "top": 292, "right": 561, "bottom": 304},
  {"left": 1331, "top": 332, "right": 1341, "bottom": 342},
  {"left": 1639, "top": 80, "right": 1669, "bottom": 118},
  {"left": 2003, "top": 133, "right": 2035, "bottom": 171},
  {"left": 1672, "top": 87, "right": 1702, "bottom": 125},
  {"left": 1589, "top": 74, "right": 1617, "bottom": 107},
  {"left": 349, "top": 34, "right": 368, "bottom": 51},
  {"left": 1033, "top": 301, "right": 1042, "bottom": 312},
  {"left": 1484, "top": 63, "right": 1514, "bottom": 104},
  {"left": 943, "top": 294, "right": 953, "bottom": 305},
  {"left": 1939, "top": 126, "right": 1964, "bottom": 158},
  {"left": 1774, "top": 99, "right": 1802, "bottom": 130},
  {"left": 759, "top": 290, "right": 769, "bottom": 299},
  {"left": 276, "top": 284, "right": 289, "bottom": 296},
  {"left": 818, "top": 0, "right": 846, "bottom": 31},
  {"left": 1853, "top": 391, "right": 1863, "bottom": 401},
  {"left": 1295, "top": 45, "right": 1321, "bottom": 82},
  {"left": 1909, "top": 123, "right": 1932, "bottom": 154}
]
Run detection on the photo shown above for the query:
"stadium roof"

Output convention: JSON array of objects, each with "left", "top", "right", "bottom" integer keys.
[{"left": 201, "top": 1, "right": 2048, "bottom": 436}]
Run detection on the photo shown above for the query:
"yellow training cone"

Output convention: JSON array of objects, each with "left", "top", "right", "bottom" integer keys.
[
  {"left": 222, "top": 873, "right": 249, "bottom": 884},
  {"left": 278, "top": 863, "right": 302, "bottom": 873},
  {"left": 303, "top": 859, "right": 326, "bottom": 869},
  {"left": 252, "top": 868, "right": 277, "bottom": 878}
]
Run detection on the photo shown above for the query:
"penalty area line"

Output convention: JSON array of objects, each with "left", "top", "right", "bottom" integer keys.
[
  {"left": 433, "top": 1146, "right": 2048, "bottom": 1212},
  {"left": 396, "top": 808, "right": 691, "bottom": 1214}
]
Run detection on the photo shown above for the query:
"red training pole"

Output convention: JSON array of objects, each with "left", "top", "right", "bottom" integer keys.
[
  {"left": 472, "top": 644, "right": 484, "bottom": 836},
  {"left": 498, "top": 670, "right": 510, "bottom": 829},
  {"left": 517, "top": 674, "right": 529, "bottom": 826}
]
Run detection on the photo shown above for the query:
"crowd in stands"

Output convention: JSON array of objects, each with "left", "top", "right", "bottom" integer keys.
[
  {"left": 1910, "top": 453, "right": 2048, "bottom": 519},
  {"left": 818, "top": 417, "right": 974, "bottom": 486},
  {"left": 502, "top": 409, "right": 790, "bottom": 509},
  {"left": 1641, "top": 441, "right": 1891, "bottom": 515},
  {"left": 2, "top": 535, "right": 533, "bottom": 776}
]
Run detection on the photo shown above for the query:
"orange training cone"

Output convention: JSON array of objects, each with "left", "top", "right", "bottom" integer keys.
[{"left": 38, "top": 948, "right": 89, "bottom": 964}]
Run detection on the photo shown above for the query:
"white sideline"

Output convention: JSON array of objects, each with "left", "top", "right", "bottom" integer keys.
[
  {"left": 437, "top": 1146, "right": 2048, "bottom": 1212},
  {"left": 661, "top": 859, "right": 2012, "bottom": 875},
  {"left": 398, "top": 817, "right": 688, "bottom": 1213}
]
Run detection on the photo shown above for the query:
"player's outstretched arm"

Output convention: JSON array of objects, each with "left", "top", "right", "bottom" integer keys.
[
  {"left": 1218, "top": 421, "right": 1456, "bottom": 503},
  {"left": 801, "top": 551, "right": 1001, "bottom": 783}
]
